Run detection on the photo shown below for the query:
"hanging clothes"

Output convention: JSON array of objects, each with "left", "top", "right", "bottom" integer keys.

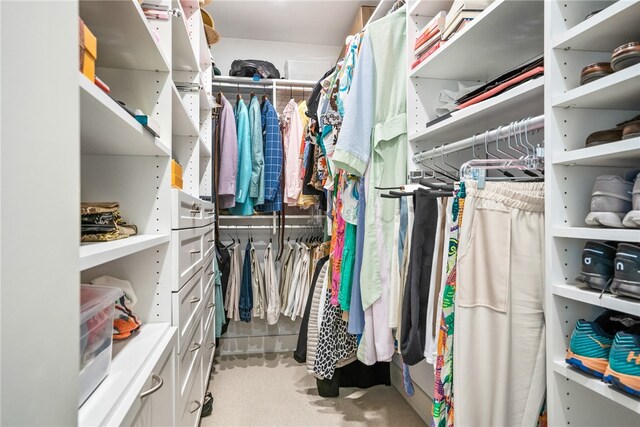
[
  {"left": 283, "top": 99, "right": 304, "bottom": 205},
  {"left": 454, "top": 181, "right": 545, "bottom": 427},
  {"left": 395, "top": 195, "right": 414, "bottom": 343},
  {"left": 217, "top": 95, "right": 238, "bottom": 209},
  {"left": 256, "top": 99, "right": 283, "bottom": 213},
  {"left": 224, "top": 243, "right": 242, "bottom": 322},
  {"left": 213, "top": 253, "right": 226, "bottom": 338},
  {"left": 229, "top": 99, "right": 254, "bottom": 215},
  {"left": 249, "top": 241, "right": 266, "bottom": 319},
  {"left": 238, "top": 242, "right": 253, "bottom": 322},
  {"left": 248, "top": 95, "right": 265, "bottom": 206},
  {"left": 332, "top": 8, "right": 408, "bottom": 311},
  {"left": 263, "top": 242, "right": 280, "bottom": 325},
  {"left": 279, "top": 241, "right": 296, "bottom": 314},
  {"left": 313, "top": 286, "right": 359, "bottom": 380},
  {"left": 425, "top": 197, "right": 451, "bottom": 363},
  {"left": 306, "top": 260, "right": 330, "bottom": 376},
  {"left": 294, "top": 256, "right": 330, "bottom": 363},
  {"left": 433, "top": 185, "right": 466, "bottom": 427},
  {"left": 347, "top": 179, "right": 366, "bottom": 335},
  {"left": 400, "top": 189, "right": 439, "bottom": 365},
  {"left": 216, "top": 241, "right": 231, "bottom": 335}
]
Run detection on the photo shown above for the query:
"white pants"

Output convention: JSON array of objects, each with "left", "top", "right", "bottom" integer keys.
[{"left": 454, "top": 181, "right": 545, "bottom": 427}]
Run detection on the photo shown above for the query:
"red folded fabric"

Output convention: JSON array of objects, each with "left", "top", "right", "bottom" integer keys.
[
  {"left": 415, "top": 27, "right": 440, "bottom": 50},
  {"left": 411, "top": 41, "right": 445, "bottom": 69},
  {"left": 457, "top": 66, "right": 544, "bottom": 109}
]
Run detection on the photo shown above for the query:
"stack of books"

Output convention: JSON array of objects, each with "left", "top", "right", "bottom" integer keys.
[
  {"left": 441, "top": 0, "right": 494, "bottom": 41},
  {"left": 411, "top": 11, "right": 446, "bottom": 69}
]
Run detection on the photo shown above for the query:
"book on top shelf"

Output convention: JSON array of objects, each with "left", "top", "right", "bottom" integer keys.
[
  {"left": 411, "top": 41, "right": 445, "bottom": 69},
  {"left": 415, "top": 31, "right": 442, "bottom": 57},
  {"left": 415, "top": 11, "right": 446, "bottom": 50},
  {"left": 442, "top": 17, "right": 475, "bottom": 41}
]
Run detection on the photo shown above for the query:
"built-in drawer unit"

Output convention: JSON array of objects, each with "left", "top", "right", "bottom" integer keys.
[
  {"left": 172, "top": 267, "right": 204, "bottom": 352},
  {"left": 171, "top": 189, "right": 214, "bottom": 230}
]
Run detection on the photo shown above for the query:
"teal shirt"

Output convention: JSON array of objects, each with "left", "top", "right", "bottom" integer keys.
[
  {"left": 248, "top": 96, "right": 265, "bottom": 205},
  {"left": 229, "top": 99, "right": 254, "bottom": 215}
]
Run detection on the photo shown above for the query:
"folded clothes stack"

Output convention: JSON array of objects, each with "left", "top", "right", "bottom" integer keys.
[
  {"left": 454, "top": 56, "right": 543, "bottom": 109},
  {"left": 411, "top": 11, "right": 446, "bottom": 70},
  {"left": 81, "top": 202, "right": 138, "bottom": 242}
]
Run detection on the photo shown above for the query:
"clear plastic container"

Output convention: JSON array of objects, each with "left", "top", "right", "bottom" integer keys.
[{"left": 79, "top": 284, "right": 123, "bottom": 406}]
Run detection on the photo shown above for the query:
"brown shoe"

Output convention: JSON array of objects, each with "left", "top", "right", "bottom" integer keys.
[
  {"left": 623, "top": 120, "right": 640, "bottom": 140},
  {"left": 580, "top": 62, "right": 614, "bottom": 86},
  {"left": 585, "top": 114, "right": 640, "bottom": 147}
]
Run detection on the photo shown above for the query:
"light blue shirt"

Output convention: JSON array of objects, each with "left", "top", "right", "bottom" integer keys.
[
  {"left": 229, "top": 99, "right": 254, "bottom": 216},
  {"left": 248, "top": 96, "right": 265, "bottom": 205}
]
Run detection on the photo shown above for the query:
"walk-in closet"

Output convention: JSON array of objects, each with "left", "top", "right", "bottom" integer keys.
[{"left": 1, "top": 0, "right": 639, "bottom": 426}]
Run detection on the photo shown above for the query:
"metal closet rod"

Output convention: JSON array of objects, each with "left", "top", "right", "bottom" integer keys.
[
  {"left": 218, "top": 224, "right": 322, "bottom": 230},
  {"left": 412, "top": 114, "right": 545, "bottom": 163},
  {"left": 211, "top": 82, "right": 312, "bottom": 91}
]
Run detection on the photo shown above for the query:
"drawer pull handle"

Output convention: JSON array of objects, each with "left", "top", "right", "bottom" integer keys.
[
  {"left": 190, "top": 250, "right": 201, "bottom": 255},
  {"left": 140, "top": 374, "right": 163, "bottom": 398},
  {"left": 208, "top": 342, "right": 215, "bottom": 349},
  {"left": 190, "top": 342, "right": 201, "bottom": 352},
  {"left": 207, "top": 239, "right": 214, "bottom": 243},
  {"left": 189, "top": 400, "right": 202, "bottom": 413},
  {"left": 190, "top": 296, "right": 201, "bottom": 304},
  {"left": 208, "top": 271, "right": 215, "bottom": 276},
  {"left": 207, "top": 302, "right": 214, "bottom": 309}
]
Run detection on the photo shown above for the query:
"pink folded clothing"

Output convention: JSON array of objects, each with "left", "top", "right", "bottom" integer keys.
[{"left": 457, "top": 66, "right": 544, "bottom": 109}]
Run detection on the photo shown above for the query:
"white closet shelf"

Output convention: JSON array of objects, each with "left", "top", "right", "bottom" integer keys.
[
  {"left": 409, "top": 0, "right": 452, "bottom": 17},
  {"left": 552, "top": 64, "right": 640, "bottom": 110},
  {"left": 79, "top": 0, "right": 170, "bottom": 72},
  {"left": 199, "top": 79, "right": 214, "bottom": 110},
  {"left": 199, "top": 138, "right": 211, "bottom": 157},
  {"left": 553, "top": 283, "right": 640, "bottom": 316},
  {"left": 172, "top": 1, "right": 199, "bottom": 72},
  {"left": 409, "top": 78, "right": 543, "bottom": 145},
  {"left": 409, "top": 0, "right": 543, "bottom": 81},
  {"left": 552, "top": 361, "right": 640, "bottom": 415},
  {"left": 552, "top": 226, "right": 640, "bottom": 243},
  {"left": 552, "top": 1, "right": 640, "bottom": 51},
  {"left": 172, "top": 83, "right": 199, "bottom": 137},
  {"left": 199, "top": 22, "right": 212, "bottom": 70},
  {"left": 552, "top": 137, "right": 640, "bottom": 167},
  {"left": 80, "top": 234, "right": 170, "bottom": 271},
  {"left": 79, "top": 75, "right": 170, "bottom": 156},
  {"left": 78, "top": 324, "right": 175, "bottom": 427}
]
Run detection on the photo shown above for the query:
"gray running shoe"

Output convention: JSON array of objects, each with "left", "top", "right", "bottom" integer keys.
[
  {"left": 585, "top": 175, "right": 633, "bottom": 228},
  {"left": 611, "top": 243, "right": 640, "bottom": 300},
  {"left": 576, "top": 241, "right": 618, "bottom": 291},
  {"left": 622, "top": 173, "right": 640, "bottom": 228}
]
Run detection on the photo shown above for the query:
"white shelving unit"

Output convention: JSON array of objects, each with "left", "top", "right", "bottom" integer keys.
[
  {"left": 545, "top": 1, "right": 640, "bottom": 425},
  {"left": 407, "top": 0, "right": 544, "bottom": 159}
]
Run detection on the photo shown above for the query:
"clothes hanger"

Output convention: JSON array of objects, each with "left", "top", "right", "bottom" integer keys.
[
  {"left": 483, "top": 130, "right": 515, "bottom": 178},
  {"left": 236, "top": 83, "right": 242, "bottom": 103}
]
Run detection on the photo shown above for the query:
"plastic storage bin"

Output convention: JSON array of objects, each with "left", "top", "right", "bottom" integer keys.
[{"left": 79, "top": 284, "right": 123, "bottom": 406}]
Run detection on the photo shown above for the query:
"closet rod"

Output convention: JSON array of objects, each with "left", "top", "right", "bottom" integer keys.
[
  {"left": 218, "top": 225, "right": 322, "bottom": 230},
  {"left": 412, "top": 114, "right": 544, "bottom": 164},
  {"left": 211, "top": 82, "right": 313, "bottom": 91}
]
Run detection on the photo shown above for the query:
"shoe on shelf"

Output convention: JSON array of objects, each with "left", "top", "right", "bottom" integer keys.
[
  {"left": 566, "top": 310, "right": 640, "bottom": 378},
  {"left": 604, "top": 325, "right": 640, "bottom": 397},
  {"left": 575, "top": 241, "right": 617, "bottom": 291},
  {"left": 611, "top": 243, "right": 640, "bottom": 300},
  {"left": 622, "top": 173, "right": 640, "bottom": 228},
  {"left": 585, "top": 113, "right": 640, "bottom": 147},
  {"left": 585, "top": 175, "right": 634, "bottom": 228}
]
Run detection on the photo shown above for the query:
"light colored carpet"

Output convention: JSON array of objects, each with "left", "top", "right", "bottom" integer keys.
[{"left": 201, "top": 353, "right": 426, "bottom": 427}]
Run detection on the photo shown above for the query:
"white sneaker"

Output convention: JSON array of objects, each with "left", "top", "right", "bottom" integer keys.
[{"left": 623, "top": 173, "right": 640, "bottom": 228}]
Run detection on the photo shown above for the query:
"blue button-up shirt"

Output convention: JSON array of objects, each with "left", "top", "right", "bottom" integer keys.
[{"left": 256, "top": 99, "right": 282, "bottom": 213}]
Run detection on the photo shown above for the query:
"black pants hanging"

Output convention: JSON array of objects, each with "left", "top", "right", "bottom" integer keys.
[{"left": 400, "top": 189, "right": 438, "bottom": 365}]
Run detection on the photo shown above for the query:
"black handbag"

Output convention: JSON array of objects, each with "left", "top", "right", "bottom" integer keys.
[{"left": 229, "top": 59, "right": 281, "bottom": 79}]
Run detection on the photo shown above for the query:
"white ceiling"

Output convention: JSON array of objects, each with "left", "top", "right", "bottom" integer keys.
[{"left": 205, "top": 0, "right": 379, "bottom": 46}]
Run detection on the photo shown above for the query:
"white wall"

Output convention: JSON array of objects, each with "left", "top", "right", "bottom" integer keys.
[{"left": 211, "top": 37, "right": 341, "bottom": 79}]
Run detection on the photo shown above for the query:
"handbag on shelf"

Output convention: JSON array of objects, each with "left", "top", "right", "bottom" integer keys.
[{"left": 229, "top": 59, "right": 281, "bottom": 79}]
